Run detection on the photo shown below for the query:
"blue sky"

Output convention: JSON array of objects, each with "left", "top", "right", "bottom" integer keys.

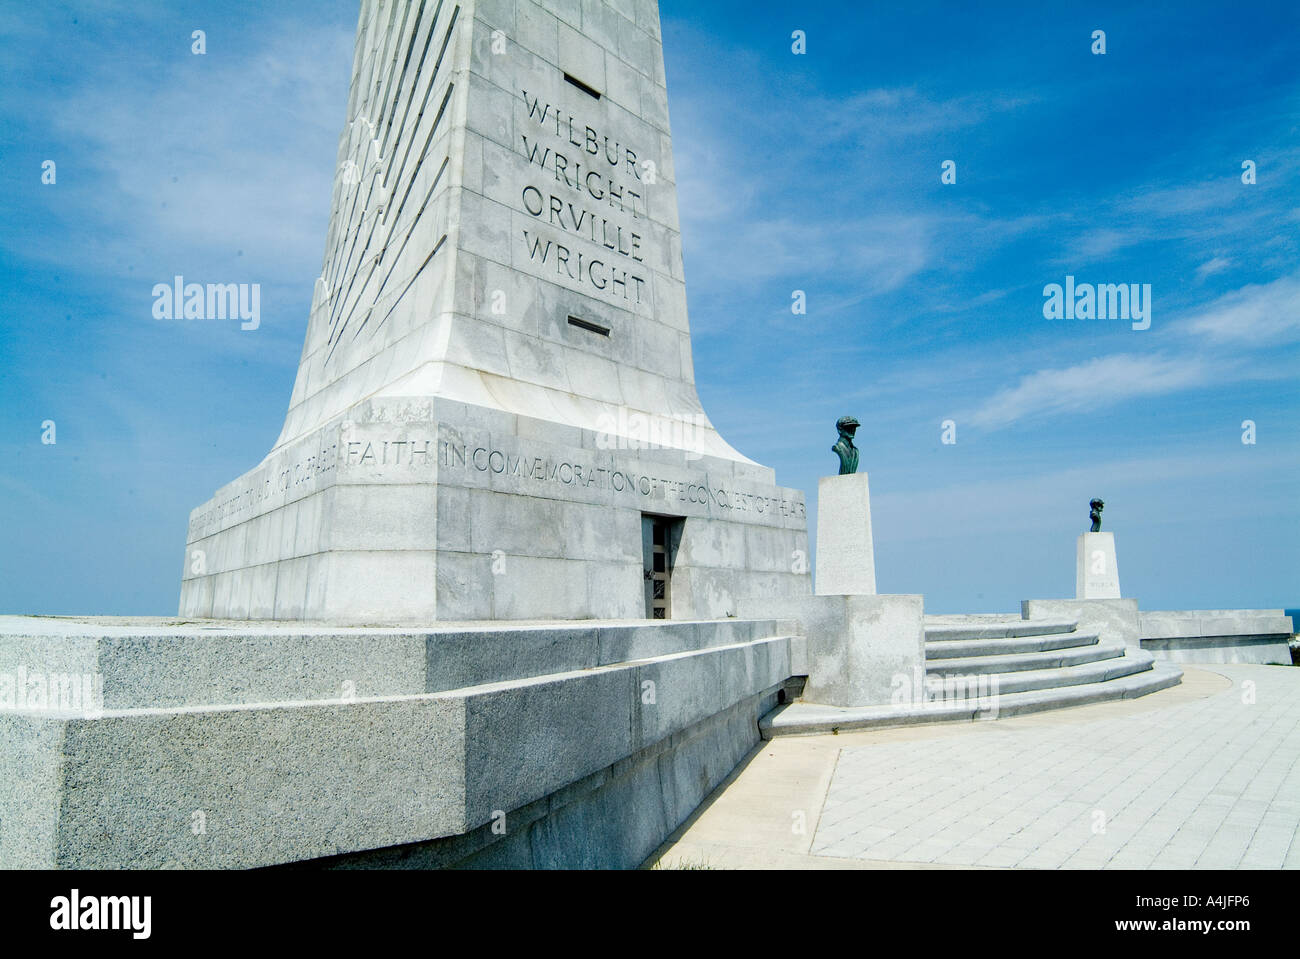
[{"left": 1, "top": 0, "right": 1296, "bottom": 615}]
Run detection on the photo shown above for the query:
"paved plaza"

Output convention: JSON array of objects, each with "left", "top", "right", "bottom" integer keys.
[{"left": 648, "top": 664, "right": 1300, "bottom": 869}]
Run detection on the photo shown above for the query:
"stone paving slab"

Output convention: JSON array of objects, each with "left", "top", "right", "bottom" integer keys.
[
  {"left": 646, "top": 665, "right": 1300, "bottom": 870},
  {"left": 810, "top": 665, "right": 1297, "bottom": 869}
]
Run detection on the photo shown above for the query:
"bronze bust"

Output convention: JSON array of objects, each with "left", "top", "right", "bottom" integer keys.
[
  {"left": 833, "top": 416, "right": 860, "bottom": 475},
  {"left": 1089, "top": 498, "right": 1105, "bottom": 532}
]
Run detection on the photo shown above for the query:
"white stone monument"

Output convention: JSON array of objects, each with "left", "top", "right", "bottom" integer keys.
[
  {"left": 814, "top": 473, "right": 876, "bottom": 595},
  {"left": 178, "top": 0, "right": 810, "bottom": 624},
  {"left": 1076, "top": 531, "right": 1121, "bottom": 599}
]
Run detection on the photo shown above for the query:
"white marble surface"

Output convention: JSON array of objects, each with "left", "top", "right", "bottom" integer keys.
[{"left": 179, "top": 1, "right": 812, "bottom": 623}]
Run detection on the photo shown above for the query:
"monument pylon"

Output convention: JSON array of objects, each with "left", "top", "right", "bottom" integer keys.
[{"left": 179, "top": 0, "right": 810, "bottom": 623}]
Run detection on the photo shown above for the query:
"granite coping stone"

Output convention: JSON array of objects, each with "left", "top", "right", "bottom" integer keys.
[
  {"left": 0, "top": 616, "right": 784, "bottom": 708},
  {"left": 1138, "top": 609, "right": 1293, "bottom": 640}
]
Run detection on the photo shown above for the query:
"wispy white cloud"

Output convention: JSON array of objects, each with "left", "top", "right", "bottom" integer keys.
[
  {"left": 1195, "top": 255, "right": 1233, "bottom": 278},
  {"left": 821, "top": 88, "right": 1037, "bottom": 141},
  {"left": 966, "top": 353, "right": 1211, "bottom": 430},
  {"left": 1058, "top": 226, "right": 1151, "bottom": 264},
  {"left": 20, "top": 17, "right": 354, "bottom": 284},
  {"left": 961, "top": 265, "right": 1300, "bottom": 432},
  {"left": 674, "top": 75, "right": 1041, "bottom": 303},
  {"left": 734, "top": 213, "right": 934, "bottom": 288},
  {"left": 1182, "top": 271, "right": 1300, "bottom": 345}
]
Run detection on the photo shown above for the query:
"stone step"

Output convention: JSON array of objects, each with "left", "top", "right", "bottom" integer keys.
[
  {"left": 926, "top": 648, "right": 1155, "bottom": 696},
  {"left": 923, "top": 619, "right": 1078, "bottom": 642},
  {"left": 926, "top": 641, "right": 1126, "bottom": 676},
  {"left": 926, "top": 630, "right": 1100, "bottom": 660},
  {"left": 760, "top": 663, "right": 1184, "bottom": 738}
]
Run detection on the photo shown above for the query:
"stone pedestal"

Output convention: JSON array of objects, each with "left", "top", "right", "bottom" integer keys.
[
  {"left": 1076, "top": 532, "right": 1121, "bottom": 599},
  {"left": 815, "top": 474, "right": 876, "bottom": 596}
]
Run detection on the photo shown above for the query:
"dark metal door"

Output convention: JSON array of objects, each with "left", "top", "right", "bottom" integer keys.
[{"left": 642, "top": 515, "right": 674, "bottom": 619}]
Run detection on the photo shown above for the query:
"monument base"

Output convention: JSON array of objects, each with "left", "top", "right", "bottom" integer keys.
[
  {"left": 179, "top": 397, "right": 810, "bottom": 624},
  {"left": 815, "top": 474, "right": 876, "bottom": 596},
  {"left": 1076, "top": 532, "right": 1121, "bottom": 599}
]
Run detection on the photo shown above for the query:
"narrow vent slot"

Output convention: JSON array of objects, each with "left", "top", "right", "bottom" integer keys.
[
  {"left": 568, "top": 315, "right": 611, "bottom": 337},
  {"left": 564, "top": 72, "right": 602, "bottom": 100}
]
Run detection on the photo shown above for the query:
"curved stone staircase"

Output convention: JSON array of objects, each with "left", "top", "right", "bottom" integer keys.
[{"left": 761, "top": 615, "right": 1183, "bottom": 738}]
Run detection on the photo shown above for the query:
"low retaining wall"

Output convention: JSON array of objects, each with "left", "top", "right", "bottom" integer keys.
[
  {"left": 1139, "top": 609, "right": 1293, "bottom": 666},
  {"left": 1019, "top": 603, "right": 1293, "bottom": 667},
  {"left": 301, "top": 683, "right": 784, "bottom": 869},
  {"left": 0, "top": 617, "right": 796, "bottom": 869}
]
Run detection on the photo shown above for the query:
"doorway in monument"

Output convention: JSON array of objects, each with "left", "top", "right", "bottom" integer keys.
[{"left": 641, "top": 515, "right": 682, "bottom": 619}]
